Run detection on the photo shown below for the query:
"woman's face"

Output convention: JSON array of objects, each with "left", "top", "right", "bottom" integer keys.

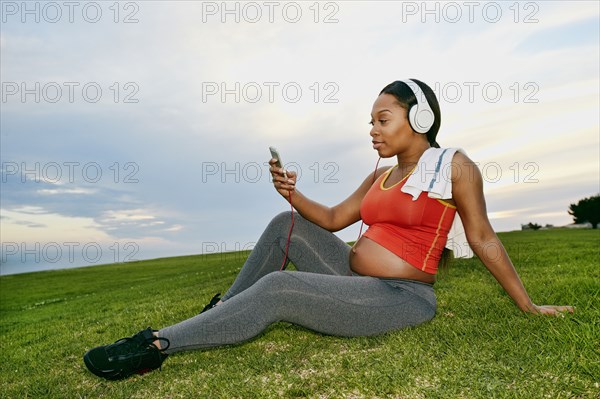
[{"left": 369, "top": 93, "right": 418, "bottom": 158}]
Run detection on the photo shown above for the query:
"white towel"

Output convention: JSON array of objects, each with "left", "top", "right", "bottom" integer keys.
[{"left": 401, "top": 147, "right": 474, "bottom": 258}]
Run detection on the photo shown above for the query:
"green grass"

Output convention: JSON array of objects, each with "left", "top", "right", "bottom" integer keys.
[{"left": 1, "top": 229, "right": 598, "bottom": 398}]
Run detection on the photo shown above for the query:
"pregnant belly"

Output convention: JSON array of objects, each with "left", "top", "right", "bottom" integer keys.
[{"left": 349, "top": 236, "right": 436, "bottom": 284}]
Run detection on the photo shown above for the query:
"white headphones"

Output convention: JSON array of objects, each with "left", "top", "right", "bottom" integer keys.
[{"left": 401, "top": 79, "right": 435, "bottom": 134}]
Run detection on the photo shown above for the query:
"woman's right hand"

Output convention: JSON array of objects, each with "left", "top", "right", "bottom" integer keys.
[{"left": 269, "top": 158, "right": 297, "bottom": 199}]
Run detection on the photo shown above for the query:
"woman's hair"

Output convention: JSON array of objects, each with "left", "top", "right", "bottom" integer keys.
[{"left": 379, "top": 79, "right": 441, "bottom": 148}]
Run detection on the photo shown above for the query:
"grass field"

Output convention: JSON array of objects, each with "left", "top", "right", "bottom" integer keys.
[{"left": 0, "top": 228, "right": 598, "bottom": 399}]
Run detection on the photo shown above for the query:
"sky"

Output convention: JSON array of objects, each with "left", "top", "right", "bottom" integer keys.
[{"left": 1, "top": 0, "right": 599, "bottom": 275}]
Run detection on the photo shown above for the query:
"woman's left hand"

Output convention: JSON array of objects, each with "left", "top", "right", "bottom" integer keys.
[{"left": 528, "top": 304, "right": 574, "bottom": 316}]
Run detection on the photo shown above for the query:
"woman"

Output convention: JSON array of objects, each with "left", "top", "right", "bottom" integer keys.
[{"left": 83, "top": 79, "right": 573, "bottom": 381}]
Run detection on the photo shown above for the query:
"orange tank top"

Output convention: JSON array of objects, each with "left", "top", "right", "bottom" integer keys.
[{"left": 360, "top": 165, "right": 457, "bottom": 275}]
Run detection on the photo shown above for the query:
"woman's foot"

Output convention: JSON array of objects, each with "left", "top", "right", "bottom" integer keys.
[{"left": 83, "top": 327, "right": 170, "bottom": 380}]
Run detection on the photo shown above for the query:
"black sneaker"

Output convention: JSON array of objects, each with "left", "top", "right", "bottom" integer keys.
[
  {"left": 200, "top": 293, "right": 221, "bottom": 314},
  {"left": 83, "top": 327, "right": 170, "bottom": 380}
]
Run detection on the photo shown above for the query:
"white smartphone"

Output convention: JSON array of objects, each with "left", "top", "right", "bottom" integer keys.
[{"left": 269, "top": 146, "right": 287, "bottom": 178}]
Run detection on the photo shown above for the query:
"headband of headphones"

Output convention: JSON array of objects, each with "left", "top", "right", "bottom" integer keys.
[{"left": 401, "top": 79, "right": 435, "bottom": 134}]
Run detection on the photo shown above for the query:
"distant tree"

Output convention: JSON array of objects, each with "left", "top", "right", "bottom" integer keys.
[
  {"left": 568, "top": 194, "right": 600, "bottom": 229},
  {"left": 527, "top": 222, "right": 542, "bottom": 230}
]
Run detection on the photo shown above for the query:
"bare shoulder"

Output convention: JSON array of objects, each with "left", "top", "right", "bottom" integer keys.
[
  {"left": 451, "top": 151, "right": 482, "bottom": 186},
  {"left": 452, "top": 150, "right": 471, "bottom": 164}
]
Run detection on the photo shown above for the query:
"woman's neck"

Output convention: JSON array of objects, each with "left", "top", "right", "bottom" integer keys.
[{"left": 396, "top": 142, "right": 431, "bottom": 171}]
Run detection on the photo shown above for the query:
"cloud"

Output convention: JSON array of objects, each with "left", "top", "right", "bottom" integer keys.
[
  {"left": 96, "top": 208, "right": 179, "bottom": 236},
  {"left": 37, "top": 187, "right": 97, "bottom": 195},
  {"left": 13, "top": 220, "right": 47, "bottom": 228}
]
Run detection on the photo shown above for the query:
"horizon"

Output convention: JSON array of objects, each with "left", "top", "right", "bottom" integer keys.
[{"left": 1, "top": 223, "right": 595, "bottom": 276}]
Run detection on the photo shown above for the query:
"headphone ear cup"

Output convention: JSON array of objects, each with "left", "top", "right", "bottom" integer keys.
[
  {"left": 416, "top": 108, "right": 434, "bottom": 133},
  {"left": 402, "top": 79, "right": 435, "bottom": 134},
  {"left": 408, "top": 104, "right": 434, "bottom": 134}
]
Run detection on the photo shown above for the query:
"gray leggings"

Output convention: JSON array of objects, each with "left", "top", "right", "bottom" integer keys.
[{"left": 159, "top": 211, "right": 436, "bottom": 354}]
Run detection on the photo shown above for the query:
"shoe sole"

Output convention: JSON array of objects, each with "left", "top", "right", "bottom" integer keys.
[{"left": 83, "top": 351, "right": 125, "bottom": 380}]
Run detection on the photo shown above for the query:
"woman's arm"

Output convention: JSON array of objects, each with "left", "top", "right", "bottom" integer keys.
[
  {"left": 269, "top": 159, "right": 389, "bottom": 232},
  {"left": 451, "top": 152, "right": 574, "bottom": 315}
]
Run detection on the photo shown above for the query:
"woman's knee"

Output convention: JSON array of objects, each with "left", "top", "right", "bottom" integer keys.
[
  {"left": 268, "top": 211, "right": 313, "bottom": 239},
  {"left": 268, "top": 211, "right": 295, "bottom": 231},
  {"left": 254, "top": 271, "right": 296, "bottom": 293}
]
